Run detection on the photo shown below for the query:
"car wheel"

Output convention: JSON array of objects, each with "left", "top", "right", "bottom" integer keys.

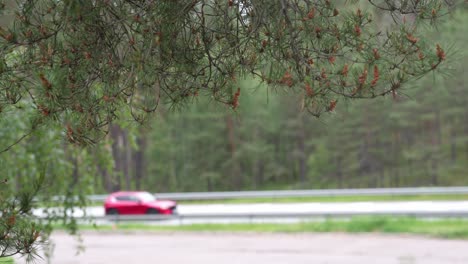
[
  {"left": 146, "top": 208, "right": 159, "bottom": 214},
  {"left": 106, "top": 208, "right": 119, "bottom": 215}
]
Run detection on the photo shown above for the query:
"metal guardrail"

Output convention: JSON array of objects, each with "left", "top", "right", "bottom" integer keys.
[
  {"left": 94, "top": 210, "right": 468, "bottom": 223},
  {"left": 86, "top": 186, "right": 468, "bottom": 202}
]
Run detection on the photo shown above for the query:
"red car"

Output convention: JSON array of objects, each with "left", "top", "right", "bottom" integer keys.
[{"left": 104, "top": 191, "right": 177, "bottom": 215}]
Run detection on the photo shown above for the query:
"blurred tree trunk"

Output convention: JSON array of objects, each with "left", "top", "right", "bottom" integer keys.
[
  {"left": 134, "top": 135, "right": 146, "bottom": 190},
  {"left": 335, "top": 155, "right": 343, "bottom": 188},
  {"left": 450, "top": 125, "right": 457, "bottom": 163},
  {"left": 465, "top": 112, "right": 468, "bottom": 160},
  {"left": 297, "top": 115, "right": 307, "bottom": 187},
  {"left": 122, "top": 131, "right": 131, "bottom": 190},
  {"left": 392, "top": 130, "right": 401, "bottom": 187},
  {"left": 430, "top": 110, "right": 441, "bottom": 185},
  {"left": 255, "top": 159, "right": 265, "bottom": 190},
  {"left": 226, "top": 115, "right": 241, "bottom": 190},
  {"left": 110, "top": 125, "right": 123, "bottom": 191},
  {"left": 206, "top": 177, "right": 213, "bottom": 192},
  {"left": 72, "top": 156, "right": 79, "bottom": 186},
  {"left": 99, "top": 165, "right": 111, "bottom": 192}
]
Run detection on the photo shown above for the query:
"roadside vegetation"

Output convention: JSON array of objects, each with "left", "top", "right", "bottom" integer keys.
[
  {"left": 0, "top": 258, "right": 14, "bottom": 264},
  {"left": 73, "top": 217, "right": 468, "bottom": 240}
]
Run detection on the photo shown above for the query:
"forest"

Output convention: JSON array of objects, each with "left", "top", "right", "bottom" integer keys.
[
  {"left": 0, "top": 3, "right": 466, "bottom": 197},
  {"left": 90, "top": 9, "right": 468, "bottom": 193}
]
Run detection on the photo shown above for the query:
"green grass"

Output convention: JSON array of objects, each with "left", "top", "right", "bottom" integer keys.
[
  {"left": 73, "top": 217, "right": 468, "bottom": 239},
  {"left": 177, "top": 194, "right": 468, "bottom": 204},
  {"left": 0, "top": 257, "right": 14, "bottom": 264}
]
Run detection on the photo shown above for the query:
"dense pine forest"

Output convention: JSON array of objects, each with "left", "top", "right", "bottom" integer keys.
[
  {"left": 103, "top": 10, "right": 468, "bottom": 192},
  {"left": 1, "top": 5, "right": 467, "bottom": 195}
]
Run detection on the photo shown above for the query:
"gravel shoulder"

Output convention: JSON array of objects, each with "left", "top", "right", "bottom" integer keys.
[{"left": 15, "top": 232, "right": 468, "bottom": 264}]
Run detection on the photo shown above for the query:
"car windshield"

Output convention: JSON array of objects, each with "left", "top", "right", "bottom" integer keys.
[{"left": 138, "top": 192, "right": 156, "bottom": 202}]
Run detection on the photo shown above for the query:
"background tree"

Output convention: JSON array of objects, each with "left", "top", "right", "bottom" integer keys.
[{"left": 112, "top": 5, "right": 468, "bottom": 193}]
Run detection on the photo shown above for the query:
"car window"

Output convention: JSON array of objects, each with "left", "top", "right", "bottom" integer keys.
[
  {"left": 138, "top": 192, "right": 156, "bottom": 202},
  {"left": 115, "top": 195, "right": 140, "bottom": 202}
]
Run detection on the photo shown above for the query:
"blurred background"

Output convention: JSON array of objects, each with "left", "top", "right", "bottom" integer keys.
[
  {"left": 95, "top": 9, "right": 468, "bottom": 194},
  {"left": 0, "top": 2, "right": 466, "bottom": 197}
]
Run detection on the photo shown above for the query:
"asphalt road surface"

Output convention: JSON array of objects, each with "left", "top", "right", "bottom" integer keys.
[
  {"left": 32, "top": 201, "right": 468, "bottom": 221},
  {"left": 15, "top": 232, "right": 468, "bottom": 264}
]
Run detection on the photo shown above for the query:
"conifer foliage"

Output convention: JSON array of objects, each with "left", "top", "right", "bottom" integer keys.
[{"left": 0, "top": 0, "right": 456, "bottom": 146}]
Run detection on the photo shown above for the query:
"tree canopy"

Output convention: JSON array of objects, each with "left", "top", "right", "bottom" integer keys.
[{"left": 0, "top": 0, "right": 457, "bottom": 148}]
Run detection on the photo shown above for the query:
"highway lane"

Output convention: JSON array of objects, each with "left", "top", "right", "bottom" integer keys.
[
  {"left": 32, "top": 201, "right": 468, "bottom": 223},
  {"left": 15, "top": 232, "right": 468, "bottom": 264}
]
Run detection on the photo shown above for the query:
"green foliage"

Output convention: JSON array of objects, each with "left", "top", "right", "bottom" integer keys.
[
  {"left": 77, "top": 217, "right": 468, "bottom": 239},
  {"left": 0, "top": 257, "right": 14, "bottom": 264},
  {"left": 0, "top": 0, "right": 459, "bottom": 145},
  {"left": 307, "top": 142, "right": 334, "bottom": 187},
  {"left": 0, "top": 103, "right": 112, "bottom": 261}
]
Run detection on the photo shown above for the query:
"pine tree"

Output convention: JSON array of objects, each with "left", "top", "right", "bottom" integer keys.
[{"left": 0, "top": 0, "right": 458, "bottom": 147}]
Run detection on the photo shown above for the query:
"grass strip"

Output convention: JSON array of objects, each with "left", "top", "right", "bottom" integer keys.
[
  {"left": 0, "top": 257, "right": 14, "bottom": 264},
  {"left": 71, "top": 217, "right": 468, "bottom": 239}
]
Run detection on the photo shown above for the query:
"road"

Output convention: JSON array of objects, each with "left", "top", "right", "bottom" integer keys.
[
  {"left": 15, "top": 232, "right": 468, "bottom": 264},
  {"left": 32, "top": 201, "right": 468, "bottom": 224}
]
